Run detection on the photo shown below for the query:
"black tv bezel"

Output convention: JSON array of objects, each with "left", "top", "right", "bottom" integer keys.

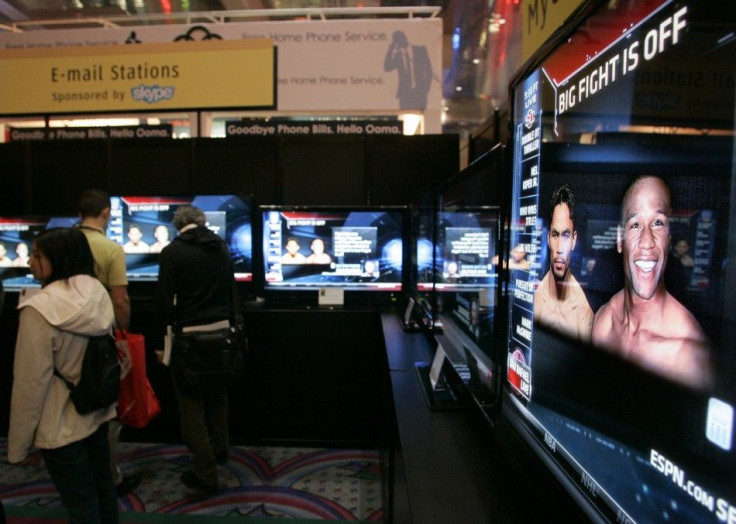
[
  {"left": 256, "top": 204, "right": 409, "bottom": 306},
  {"left": 0, "top": 216, "right": 49, "bottom": 292},
  {"left": 431, "top": 206, "right": 501, "bottom": 293},
  {"left": 112, "top": 193, "right": 255, "bottom": 285},
  {"left": 434, "top": 145, "right": 509, "bottom": 421},
  {"left": 502, "top": 0, "right": 736, "bottom": 522}
]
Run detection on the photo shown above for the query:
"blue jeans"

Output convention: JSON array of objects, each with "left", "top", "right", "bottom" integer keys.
[{"left": 41, "top": 423, "right": 119, "bottom": 524}]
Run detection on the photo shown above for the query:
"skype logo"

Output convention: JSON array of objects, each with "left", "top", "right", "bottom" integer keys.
[{"left": 131, "top": 84, "right": 175, "bottom": 104}]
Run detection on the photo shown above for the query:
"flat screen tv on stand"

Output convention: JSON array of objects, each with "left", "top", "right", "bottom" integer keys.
[
  {"left": 0, "top": 217, "right": 47, "bottom": 292},
  {"left": 502, "top": 0, "right": 736, "bottom": 521},
  {"left": 259, "top": 206, "right": 406, "bottom": 308},
  {"left": 111, "top": 194, "right": 253, "bottom": 285},
  {"left": 426, "top": 145, "right": 507, "bottom": 418}
]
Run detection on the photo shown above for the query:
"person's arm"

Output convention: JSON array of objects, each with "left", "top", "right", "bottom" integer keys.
[
  {"left": 384, "top": 43, "right": 400, "bottom": 71},
  {"left": 156, "top": 249, "right": 177, "bottom": 327},
  {"left": 8, "top": 307, "right": 54, "bottom": 463},
  {"left": 107, "top": 244, "right": 130, "bottom": 330},
  {"left": 109, "top": 285, "right": 130, "bottom": 331}
]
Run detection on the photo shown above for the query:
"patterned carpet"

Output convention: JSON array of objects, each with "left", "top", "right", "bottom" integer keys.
[{"left": 0, "top": 439, "right": 384, "bottom": 522}]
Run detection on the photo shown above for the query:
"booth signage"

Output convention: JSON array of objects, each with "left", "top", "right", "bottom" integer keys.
[
  {"left": 8, "top": 124, "right": 173, "bottom": 140},
  {"left": 0, "top": 18, "right": 442, "bottom": 131},
  {"left": 0, "top": 39, "right": 275, "bottom": 115},
  {"left": 522, "top": 0, "right": 584, "bottom": 61},
  {"left": 226, "top": 119, "right": 403, "bottom": 137}
]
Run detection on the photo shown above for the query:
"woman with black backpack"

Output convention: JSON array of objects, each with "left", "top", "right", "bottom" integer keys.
[{"left": 7, "top": 228, "right": 118, "bottom": 523}]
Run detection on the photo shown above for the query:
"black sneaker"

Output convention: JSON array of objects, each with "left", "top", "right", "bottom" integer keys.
[
  {"left": 180, "top": 471, "right": 218, "bottom": 493},
  {"left": 115, "top": 472, "right": 142, "bottom": 497}
]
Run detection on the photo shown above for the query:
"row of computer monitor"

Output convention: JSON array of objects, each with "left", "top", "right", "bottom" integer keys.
[{"left": 0, "top": 195, "right": 501, "bottom": 297}]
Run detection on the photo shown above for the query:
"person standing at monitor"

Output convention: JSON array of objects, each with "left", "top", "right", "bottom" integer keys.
[
  {"left": 591, "top": 175, "right": 714, "bottom": 391},
  {"left": 157, "top": 206, "right": 234, "bottom": 493},
  {"left": 77, "top": 189, "right": 140, "bottom": 497},
  {"left": 8, "top": 228, "right": 118, "bottom": 523},
  {"left": 533, "top": 184, "right": 594, "bottom": 342}
]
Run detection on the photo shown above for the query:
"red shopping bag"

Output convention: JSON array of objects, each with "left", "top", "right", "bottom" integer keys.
[{"left": 116, "top": 331, "right": 161, "bottom": 428}]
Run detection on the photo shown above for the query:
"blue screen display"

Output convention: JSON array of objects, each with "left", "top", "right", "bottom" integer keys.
[{"left": 261, "top": 207, "right": 404, "bottom": 291}]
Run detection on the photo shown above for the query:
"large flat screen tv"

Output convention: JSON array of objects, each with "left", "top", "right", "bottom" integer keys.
[
  {"left": 408, "top": 197, "right": 436, "bottom": 329},
  {"left": 433, "top": 209, "right": 499, "bottom": 292},
  {"left": 0, "top": 217, "right": 47, "bottom": 291},
  {"left": 0, "top": 194, "right": 253, "bottom": 290},
  {"left": 260, "top": 206, "right": 406, "bottom": 298},
  {"left": 111, "top": 194, "right": 253, "bottom": 282},
  {"left": 427, "top": 146, "right": 507, "bottom": 411},
  {"left": 504, "top": 0, "right": 735, "bottom": 521}
]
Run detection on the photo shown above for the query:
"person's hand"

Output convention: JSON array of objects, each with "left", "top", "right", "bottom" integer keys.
[{"left": 12, "top": 452, "right": 43, "bottom": 467}]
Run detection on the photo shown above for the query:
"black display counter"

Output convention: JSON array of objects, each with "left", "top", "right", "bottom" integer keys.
[
  {"left": 381, "top": 311, "right": 587, "bottom": 523},
  {"left": 0, "top": 293, "right": 584, "bottom": 522}
]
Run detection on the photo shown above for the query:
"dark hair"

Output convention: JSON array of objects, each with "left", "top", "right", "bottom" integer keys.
[
  {"left": 621, "top": 175, "right": 672, "bottom": 223},
  {"left": 549, "top": 184, "right": 576, "bottom": 228},
  {"left": 33, "top": 228, "right": 96, "bottom": 286},
  {"left": 173, "top": 206, "right": 206, "bottom": 230},
  {"left": 78, "top": 189, "right": 111, "bottom": 218}
]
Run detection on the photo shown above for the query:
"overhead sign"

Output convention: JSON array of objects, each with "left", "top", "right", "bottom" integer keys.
[
  {"left": 522, "top": 0, "right": 584, "bottom": 62},
  {"left": 0, "top": 18, "right": 442, "bottom": 131},
  {"left": 226, "top": 118, "right": 403, "bottom": 137},
  {"left": 9, "top": 124, "right": 173, "bottom": 140},
  {"left": 0, "top": 39, "right": 275, "bottom": 115}
]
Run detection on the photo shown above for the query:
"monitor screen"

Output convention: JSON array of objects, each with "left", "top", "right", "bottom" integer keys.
[
  {"left": 111, "top": 194, "right": 253, "bottom": 282},
  {"left": 261, "top": 206, "right": 405, "bottom": 293},
  {"left": 430, "top": 209, "right": 500, "bottom": 349},
  {"left": 409, "top": 199, "right": 436, "bottom": 329},
  {"left": 434, "top": 210, "right": 499, "bottom": 292},
  {"left": 0, "top": 217, "right": 46, "bottom": 291},
  {"left": 504, "top": 0, "right": 735, "bottom": 521}
]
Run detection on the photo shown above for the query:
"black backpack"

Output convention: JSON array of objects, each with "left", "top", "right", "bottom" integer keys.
[{"left": 54, "top": 331, "right": 121, "bottom": 415}]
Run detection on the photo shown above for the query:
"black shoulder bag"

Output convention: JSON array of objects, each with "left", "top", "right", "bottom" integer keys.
[{"left": 171, "top": 283, "right": 246, "bottom": 395}]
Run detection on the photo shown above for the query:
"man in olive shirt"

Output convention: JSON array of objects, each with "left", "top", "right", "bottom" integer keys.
[{"left": 77, "top": 189, "right": 139, "bottom": 496}]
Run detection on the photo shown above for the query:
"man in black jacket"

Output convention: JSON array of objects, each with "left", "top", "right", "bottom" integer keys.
[{"left": 157, "top": 206, "right": 234, "bottom": 493}]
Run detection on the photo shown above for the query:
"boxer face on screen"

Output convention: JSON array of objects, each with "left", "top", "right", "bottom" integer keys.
[
  {"left": 548, "top": 202, "right": 577, "bottom": 282},
  {"left": 618, "top": 176, "right": 671, "bottom": 302}
]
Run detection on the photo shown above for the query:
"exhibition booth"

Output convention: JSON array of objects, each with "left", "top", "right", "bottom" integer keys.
[{"left": 0, "top": 0, "right": 734, "bottom": 522}]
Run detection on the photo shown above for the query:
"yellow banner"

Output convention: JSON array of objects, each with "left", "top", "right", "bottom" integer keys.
[
  {"left": 522, "top": 0, "right": 584, "bottom": 62},
  {"left": 0, "top": 39, "right": 275, "bottom": 115}
]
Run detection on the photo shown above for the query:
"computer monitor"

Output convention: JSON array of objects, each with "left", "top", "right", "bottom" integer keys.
[
  {"left": 503, "top": 0, "right": 735, "bottom": 521},
  {"left": 260, "top": 206, "right": 405, "bottom": 300},
  {"left": 111, "top": 194, "right": 253, "bottom": 282},
  {"left": 0, "top": 217, "right": 46, "bottom": 291}
]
